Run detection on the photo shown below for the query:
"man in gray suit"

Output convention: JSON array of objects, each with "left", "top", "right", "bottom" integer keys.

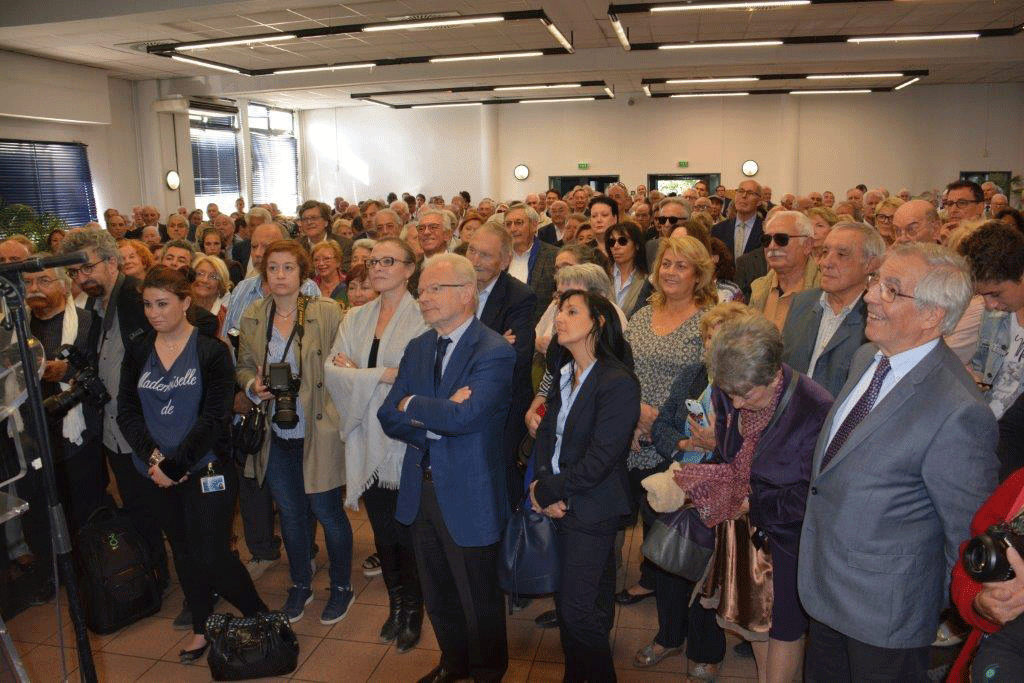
[
  {"left": 799, "top": 242, "right": 999, "bottom": 682},
  {"left": 782, "top": 223, "right": 884, "bottom": 398}
]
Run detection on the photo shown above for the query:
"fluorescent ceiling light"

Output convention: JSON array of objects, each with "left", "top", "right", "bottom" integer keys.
[
  {"left": 609, "top": 15, "right": 631, "bottom": 50},
  {"left": 806, "top": 72, "right": 903, "bottom": 79},
  {"left": 543, "top": 20, "right": 574, "bottom": 52},
  {"left": 604, "top": 86, "right": 615, "bottom": 98},
  {"left": 894, "top": 76, "right": 921, "bottom": 91},
  {"left": 791, "top": 89, "right": 872, "bottom": 95},
  {"left": 521, "top": 97, "right": 596, "bottom": 104},
  {"left": 0, "top": 112, "right": 103, "bottom": 125},
  {"left": 671, "top": 92, "right": 750, "bottom": 98},
  {"left": 430, "top": 51, "right": 542, "bottom": 63},
  {"left": 642, "top": 85, "right": 653, "bottom": 97},
  {"left": 659, "top": 40, "right": 783, "bottom": 49},
  {"left": 363, "top": 16, "right": 503, "bottom": 32},
  {"left": 652, "top": 1, "right": 809, "bottom": 11},
  {"left": 411, "top": 102, "right": 484, "bottom": 109},
  {"left": 273, "top": 62, "right": 376, "bottom": 74},
  {"left": 667, "top": 76, "right": 760, "bottom": 84},
  {"left": 848, "top": 33, "right": 979, "bottom": 43},
  {"left": 188, "top": 107, "right": 237, "bottom": 117},
  {"left": 493, "top": 83, "right": 581, "bottom": 91},
  {"left": 171, "top": 55, "right": 243, "bottom": 74},
  {"left": 175, "top": 34, "right": 295, "bottom": 51}
]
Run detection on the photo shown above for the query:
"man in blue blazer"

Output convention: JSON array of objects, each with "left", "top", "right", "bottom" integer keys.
[
  {"left": 798, "top": 243, "right": 998, "bottom": 682},
  {"left": 379, "top": 253, "right": 515, "bottom": 683},
  {"left": 711, "top": 179, "right": 765, "bottom": 260}
]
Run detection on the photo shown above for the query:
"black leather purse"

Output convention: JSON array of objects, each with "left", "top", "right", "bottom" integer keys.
[
  {"left": 232, "top": 401, "right": 267, "bottom": 467},
  {"left": 205, "top": 611, "right": 299, "bottom": 681},
  {"left": 498, "top": 456, "right": 561, "bottom": 601}
]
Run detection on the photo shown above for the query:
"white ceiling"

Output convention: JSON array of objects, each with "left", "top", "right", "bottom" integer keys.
[{"left": 1, "top": 0, "right": 1022, "bottom": 109}]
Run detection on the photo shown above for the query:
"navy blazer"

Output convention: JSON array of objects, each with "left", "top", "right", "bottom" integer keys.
[
  {"left": 712, "top": 215, "right": 764, "bottom": 257},
  {"left": 781, "top": 289, "right": 868, "bottom": 399},
  {"left": 532, "top": 359, "right": 640, "bottom": 525},
  {"left": 378, "top": 317, "right": 515, "bottom": 547}
]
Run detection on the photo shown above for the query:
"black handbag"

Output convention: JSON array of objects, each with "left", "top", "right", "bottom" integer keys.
[
  {"left": 641, "top": 504, "right": 717, "bottom": 581},
  {"left": 233, "top": 400, "right": 267, "bottom": 466},
  {"left": 205, "top": 611, "right": 299, "bottom": 681},
  {"left": 498, "top": 456, "right": 561, "bottom": 600}
]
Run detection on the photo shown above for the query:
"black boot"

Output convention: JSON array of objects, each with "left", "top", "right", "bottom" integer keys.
[
  {"left": 395, "top": 593, "right": 423, "bottom": 653},
  {"left": 380, "top": 586, "right": 404, "bottom": 642}
]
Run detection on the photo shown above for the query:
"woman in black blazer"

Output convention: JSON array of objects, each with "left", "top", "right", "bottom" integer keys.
[{"left": 530, "top": 290, "right": 640, "bottom": 683}]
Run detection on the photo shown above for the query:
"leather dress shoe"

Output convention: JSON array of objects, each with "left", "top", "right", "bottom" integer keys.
[
  {"left": 534, "top": 609, "right": 558, "bottom": 628},
  {"left": 615, "top": 588, "right": 655, "bottom": 605},
  {"left": 417, "top": 663, "right": 468, "bottom": 683}
]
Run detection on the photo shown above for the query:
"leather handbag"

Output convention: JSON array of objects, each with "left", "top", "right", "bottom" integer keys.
[
  {"left": 205, "top": 611, "right": 299, "bottom": 681},
  {"left": 498, "top": 454, "right": 561, "bottom": 599},
  {"left": 233, "top": 400, "right": 267, "bottom": 466},
  {"left": 641, "top": 504, "right": 716, "bottom": 582}
]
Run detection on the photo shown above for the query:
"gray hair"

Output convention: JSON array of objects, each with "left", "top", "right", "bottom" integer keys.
[
  {"left": 422, "top": 252, "right": 478, "bottom": 308},
  {"left": 33, "top": 251, "right": 71, "bottom": 291},
  {"left": 160, "top": 239, "right": 196, "bottom": 259},
  {"left": 707, "top": 314, "right": 783, "bottom": 395},
  {"left": 829, "top": 221, "right": 886, "bottom": 263},
  {"left": 247, "top": 207, "right": 273, "bottom": 224},
  {"left": 419, "top": 208, "right": 452, "bottom": 234},
  {"left": 556, "top": 263, "right": 613, "bottom": 299},
  {"left": 60, "top": 226, "right": 121, "bottom": 264},
  {"left": 375, "top": 208, "right": 399, "bottom": 225},
  {"left": 657, "top": 197, "right": 692, "bottom": 217},
  {"left": 889, "top": 242, "right": 973, "bottom": 335},
  {"left": 507, "top": 204, "right": 539, "bottom": 226},
  {"left": 766, "top": 210, "right": 814, "bottom": 237},
  {"left": 474, "top": 222, "right": 513, "bottom": 260},
  {"left": 484, "top": 213, "right": 505, "bottom": 229},
  {"left": 353, "top": 238, "right": 377, "bottom": 253}
]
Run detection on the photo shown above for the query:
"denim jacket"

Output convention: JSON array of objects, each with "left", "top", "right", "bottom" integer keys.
[{"left": 970, "top": 309, "right": 1010, "bottom": 390}]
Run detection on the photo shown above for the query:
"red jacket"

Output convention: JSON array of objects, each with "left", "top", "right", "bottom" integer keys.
[{"left": 948, "top": 468, "right": 1024, "bottom": 682}]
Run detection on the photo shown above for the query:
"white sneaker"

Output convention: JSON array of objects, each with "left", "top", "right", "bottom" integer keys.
[{"left": 245, "top": 557, "right": 277, "bottom": 580}]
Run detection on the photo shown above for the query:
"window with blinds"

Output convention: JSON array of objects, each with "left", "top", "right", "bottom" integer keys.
[
  {"left": 249, "top": 104, "right": 298, "bottom": 213},
  {"left": 0, "top": 139, "right": 97, "bottom": 225},
  {"left": 190, "top": 123, "right": 241, "bottom": 213}
]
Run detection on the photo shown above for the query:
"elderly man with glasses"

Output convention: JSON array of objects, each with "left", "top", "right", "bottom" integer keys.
[
  {"left": 712, "top": 179, "right": 766, "bottom": 260},
  {"left": 749, "top": 210, "right": 821, "bottom": 330}
]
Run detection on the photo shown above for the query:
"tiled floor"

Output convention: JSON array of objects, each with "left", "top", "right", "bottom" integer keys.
[{"left": 6, "top": 506, "right": 769, "bottom": 682}]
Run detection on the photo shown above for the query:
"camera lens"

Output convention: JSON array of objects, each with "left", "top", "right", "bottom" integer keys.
[
  {"left": 273, "top": 395, "right": 300, "bottom": 430},
  {"left": 963, "top": 535, "right": 1015, "bottom": 583}
]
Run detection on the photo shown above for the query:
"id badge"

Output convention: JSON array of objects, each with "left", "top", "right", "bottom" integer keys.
[{"left": 201, "top": 474, "right": 226, "bottom": 493}]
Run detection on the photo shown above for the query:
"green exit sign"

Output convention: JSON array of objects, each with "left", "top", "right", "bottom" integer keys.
[
  {"left": 678, "top": 160, "right": 689, "bottom": 168},
  {"left": 578, "top": 162, "right": 589, "bottom": 170}
]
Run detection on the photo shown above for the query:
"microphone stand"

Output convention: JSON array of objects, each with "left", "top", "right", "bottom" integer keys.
[{"left": 0, "top": 252, "right": 97, "bottom": 683}]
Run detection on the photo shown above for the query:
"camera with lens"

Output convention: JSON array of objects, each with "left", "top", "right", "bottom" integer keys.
[
  {"left": 265, "top": 362, "right": 300, "bottom": 429},
  {"left": 962, "top": 523, "right": 1024, "bottom": 583},
  {"left": 42, "top": 344, "right": 110, "bottom": 420}
]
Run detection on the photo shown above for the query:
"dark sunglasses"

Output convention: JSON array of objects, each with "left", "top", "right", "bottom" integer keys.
[
  {"left": 760, "top": 232, "right": 807, "bottom": 248},
  {"left": 656, "top": 215, "right": 683, "bottom": 226},
  {"left": 606, "top": 236, "right": 631, "bottom": 248}
]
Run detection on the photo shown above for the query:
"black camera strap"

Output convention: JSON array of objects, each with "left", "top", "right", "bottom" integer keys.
[{"left": 262, "top": 295, "right": 308, "bottom": 380}]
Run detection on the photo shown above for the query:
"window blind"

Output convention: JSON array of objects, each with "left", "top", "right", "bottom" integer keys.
[
  {"left": 250, "top": 131, "right": 298, "bottom": 212},
  {"left": 190, "top": 127, "right": 240, "bottom": 198},
  {"left": 0, "top": 139, "right": 97, "bottom": 225}
]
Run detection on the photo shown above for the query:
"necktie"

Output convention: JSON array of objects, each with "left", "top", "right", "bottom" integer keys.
[
  {"left": 735, "top": 220, "right": 747, "bottom": 259},
  {"left": 434, "top": 336, "right": 451, "bottom": 391},
  {"left": 820, "top": 356, "right": 891, "bottom": 470}
]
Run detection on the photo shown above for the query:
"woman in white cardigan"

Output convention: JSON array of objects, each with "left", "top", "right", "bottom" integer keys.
[{"left": 323, "top": 237, "right": 427, "bottom": 652}]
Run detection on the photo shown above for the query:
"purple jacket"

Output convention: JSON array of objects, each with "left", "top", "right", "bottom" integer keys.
[{"left": 711, "top": 364, "right": 833, "bottom": 551}]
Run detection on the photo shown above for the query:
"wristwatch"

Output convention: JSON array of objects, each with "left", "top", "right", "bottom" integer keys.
[{"left": 149, "top": 449, "right": 165, "bottom": 467}]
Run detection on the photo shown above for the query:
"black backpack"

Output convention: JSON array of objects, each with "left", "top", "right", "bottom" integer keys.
[{"left": 76, "top": 507, "right": 162, "bottom": 634}]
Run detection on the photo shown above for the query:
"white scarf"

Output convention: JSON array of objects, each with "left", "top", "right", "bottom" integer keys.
[{"left": 58, "top": 297, "right": 86, "bottom": 445}]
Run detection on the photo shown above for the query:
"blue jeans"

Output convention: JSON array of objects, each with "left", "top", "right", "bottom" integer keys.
[{"left": 265, "top": 436, "right": 352, "bottom": 587}]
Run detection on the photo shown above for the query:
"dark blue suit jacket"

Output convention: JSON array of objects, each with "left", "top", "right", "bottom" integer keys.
[
  {"left": 712, "top": 214, "right": 764, "bottom": 257},
  {"left": 378, "top": 317, "right": 515, "bottom": 547}
]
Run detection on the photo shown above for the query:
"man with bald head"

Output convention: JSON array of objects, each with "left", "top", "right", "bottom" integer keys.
[
  {"left": 712, "top": 179, "right": 765, "bottom": 259},
  {"left": 892, "top": 199, "right": 941, "bottom": 246},
  {"left": 525, "top": 193, "right": 552, "bottom": 229},
  {"left": 898, "top": 188, "right": 912, "bottom": 202},
  {"left": 862, "top": 190, "right": 884, "bottom": 227},
  {"left": 990, "top": 194, "right": 1009, "bottom": 216},
  {"left": 809, "top": 192, "right": 824, "bottom": 208},
  {"left": 780, "top": 193, "right": 795, "bottom": 211}
]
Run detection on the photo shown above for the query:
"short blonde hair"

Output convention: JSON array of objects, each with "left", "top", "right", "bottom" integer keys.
[
  {"left": 650, "top": 236, "right": 718, "bottom": 309},
  {"left": 806, "top": 206, "right": 839, "bottom": 227},
  {"left": 191, "top": 254, "right": 231, "bottom": 296},
  {"left": 699, "top": 301, "right": 751, "bottom": 339},
  {"left": 311, "top": 239, "right": 343, "bottom": 264}
]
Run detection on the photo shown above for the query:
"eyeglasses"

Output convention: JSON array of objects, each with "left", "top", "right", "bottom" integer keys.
[
  {"left": 874, "top": 213, "right": 895, "bottom": 224},
  {"left": 195, "top": 271, "right": 221, "bottom": 282},
  {"left": 867, "top": 273, "right": 917, "bottom": 303},
  {"left": 417, "top": 223, "right": 444, "bottom": 233},
  {"left": 606, "top": 236, "right": 631, "bottom": 248},
  {"left": 942, "top": 199, "right": 981, "bottom": 209},
  {"left": 66, "top": 259, "right": 107, "bottom": 279},
  {"left": 417, "top": 283, "right": 468, "bottom": 297},
  {"left": 760, "top": 233, "right": 808, "bottom": 248},
  {"left": 656, "top": 215, "right": 683, "bottom": 226},
  {"left": 299, "top": 215, "right": 324, "bottom": 223},
  {"left": 23, "top": 276, "right": 60, "bottom": 288},
  {"left": 367, "top": 257, "right": 413, "bottom": 268},
  {"left": 891, "top": 223, "right": 923, "bottom": 239},
  {"left": 735, "top": 190, "right": 762, "bottom": 199}
]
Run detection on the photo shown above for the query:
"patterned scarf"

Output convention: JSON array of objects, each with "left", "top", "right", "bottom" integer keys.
[{"left": 673, "top": 373, "right": 784, "bottom": 527}]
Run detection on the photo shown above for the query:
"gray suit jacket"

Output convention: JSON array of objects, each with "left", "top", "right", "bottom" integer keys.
[
  {"left": 798, "top": 340, "right": 998, "bottom": 649},
  {"left": 781, "top": 289, "right": 867, "bottom": 399}
]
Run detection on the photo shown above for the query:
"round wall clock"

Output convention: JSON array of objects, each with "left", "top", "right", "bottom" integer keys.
[
  {"left": 165, "top": 170, "right": 181, "bottom": 190},
  {"left": 741, "top": 160, "right": 759, "bottom": 177},
  {"left": 513, "top": 164, "right": 530, "bottom": 181}
]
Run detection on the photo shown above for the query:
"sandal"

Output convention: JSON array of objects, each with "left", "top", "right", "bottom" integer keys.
[
  {"left": 633, "top": 642, "right": 683, "bottom": 668},
  {"left": 687, "top": 661, "right": 719, "bottom": 682},
  {"left": 362, "top": 552, "right": 382, "bottom": 577}
]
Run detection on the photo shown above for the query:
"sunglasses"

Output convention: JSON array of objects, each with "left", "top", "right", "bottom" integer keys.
[
  {"left": 656, "top": 215, "right": 683, "bottom": 226},
  {"left": 760, "top": 233, "right": 807, "bottom": 248},
  {"left": 606, "top": 236, "right": 631, "bottom": 248}
]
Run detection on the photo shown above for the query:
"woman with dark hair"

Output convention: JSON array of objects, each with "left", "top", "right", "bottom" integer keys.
[
  {"left": 606, "top": 221, "right": 649, "bottom": 315},
  {"left": 588, "top": 196, "right": 620, "bottom": 256},
  {"left": 530, "top": 290, "right": 640, "bottom": 683},
  {"left": 118, "top": 265, "right": 266, "bottom": 662},
  {"left": 997, "top": 208, "right": 1024, "bottom": 233},
  {"left": 197, "top": 225, "right": 244, "bottom": 284},
  {"left": 188, "top": 209, "right": 204, "bottom": 230}
]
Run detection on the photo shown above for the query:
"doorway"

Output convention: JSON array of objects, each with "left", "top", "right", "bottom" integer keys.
[
  {"left": 548, "top": 175, "right": 620, "bottom": 197},
  {"left": 647, "top": 173, "right": 721, "bottom": 196}
]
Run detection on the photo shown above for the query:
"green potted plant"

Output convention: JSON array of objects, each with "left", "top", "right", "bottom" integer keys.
[{"left": 0, "top": 201, "right": 70, "bottom": 251}]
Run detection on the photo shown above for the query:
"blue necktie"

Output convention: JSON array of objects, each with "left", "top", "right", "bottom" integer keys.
[
  {"left": 820, "top": 356, "right": 891, "bottom": 470},
  {"left": 433, "top": 336, "right": 451, "bottom": 392}
]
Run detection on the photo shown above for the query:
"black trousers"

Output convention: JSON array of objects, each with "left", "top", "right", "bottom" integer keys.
[
  {"left": 972, "top": 613, "right": 1024, "bottom": 682},
  {"left": 804, "top": 618, "right": 929, "bottom": 683},
  {"left": 105, "top": 446, "right": 168, "bottom": 583},
  {"left": 653, "top": 569, "right": 725, "bottom": 663},
  {"left": 54, "top": 441, "right": 110, "bottom": 535},
  {"left": 411, "top": 479, "right": 508, "bottom": 682},
  {"left": 141, "top": 459, "right": 267, "bottom": 634},
  {"left": 237, "top": 468, "right": 282, "bottom": 561},
  {"left": 554, "top": 517, "right": 618, "bottom": 683}
]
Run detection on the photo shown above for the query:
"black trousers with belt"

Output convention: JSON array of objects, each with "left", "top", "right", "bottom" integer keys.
[{"left": 411, "top": 475, "right": 508, "bottom": 682}]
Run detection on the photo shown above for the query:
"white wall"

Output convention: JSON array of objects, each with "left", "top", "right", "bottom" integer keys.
[{"left": 299, "top": 83, "right": 1024, "bottom": 203}]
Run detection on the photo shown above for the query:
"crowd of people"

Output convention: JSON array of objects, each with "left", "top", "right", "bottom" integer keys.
[{"left": 1, "top": 176, "right": 1023, "bottom": 682}]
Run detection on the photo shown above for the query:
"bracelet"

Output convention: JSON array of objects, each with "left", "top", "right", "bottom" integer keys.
[{"left": 149, "top": 449, "right": 165, "bottom": 467}]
